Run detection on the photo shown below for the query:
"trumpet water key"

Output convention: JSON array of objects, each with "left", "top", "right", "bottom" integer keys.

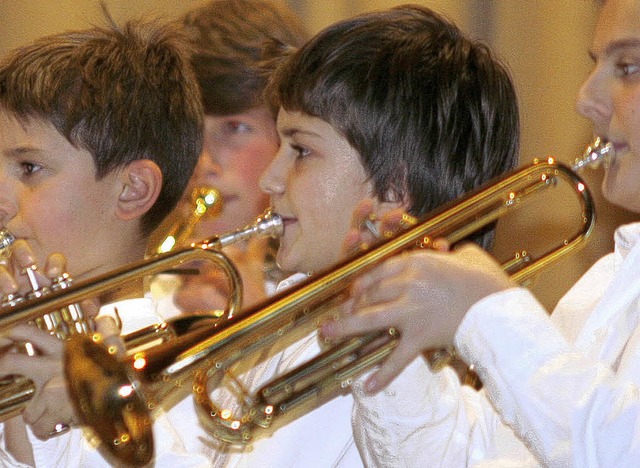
[{"left": 62, "top": 139, "right": 612, "bottom": 466}]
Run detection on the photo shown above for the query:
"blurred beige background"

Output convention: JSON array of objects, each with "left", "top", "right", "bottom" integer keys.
[{"left": 0, "top": 0, "right": 634, "bottom": 310}]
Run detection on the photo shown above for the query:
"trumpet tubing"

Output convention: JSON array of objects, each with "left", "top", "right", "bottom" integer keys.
[
  {"left": 0, "top": 209, "right": 281, "bottom": 424},
  {"left": 58, "top": 139, "right": 614, "bottom": 466},
  {"left": 155, "top": 187, "right": 222, "bottom": 254}
]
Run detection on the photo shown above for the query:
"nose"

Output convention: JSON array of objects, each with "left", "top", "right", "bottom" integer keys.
[
  {"left": 576, "top": 68, "right": 612, "bottom": 128},
  {"left": 259, "top": 147, "right": 287, "bottom": 196},
  {"left": 193, "top": 147, "right": 222, "bottom": 184},
  {"left": 0, "top": 179, "right": 18, "bottom": 228}
]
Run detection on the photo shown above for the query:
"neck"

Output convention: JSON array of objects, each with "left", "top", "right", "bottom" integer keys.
[{"left": 78, "top": 238, "right": 148, "bottom": 305}]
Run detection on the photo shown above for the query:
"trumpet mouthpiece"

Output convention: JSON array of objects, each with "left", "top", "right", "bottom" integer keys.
[
  {"left": 0, "top": 229, "right": 15, "bottom": 262},
  {"left": 573, "top": 137, "right": 615, "bottom": 171}
]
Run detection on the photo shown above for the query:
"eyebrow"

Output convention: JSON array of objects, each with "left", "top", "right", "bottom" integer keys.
[
  {"left": 279, "top": 127, "right": 322, "bottom": 138},
  {"left": 2, "top": 146, "right": 43, "bottom": 159},
  {"left": 7, "top": 146, "right": 42, "bottom": 157},
  {"left": 589, "top": 38, "right": 640, "bottom": 61}
]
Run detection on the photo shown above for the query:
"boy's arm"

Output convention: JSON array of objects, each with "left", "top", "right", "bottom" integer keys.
[
  {"left": 351, "top": 356, "right": 501, "bottom": 467},
  {"left": 458, "top": 286, "right": 640, "bottom": 467}
]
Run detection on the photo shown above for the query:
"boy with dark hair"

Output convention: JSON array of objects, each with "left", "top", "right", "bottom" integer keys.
[
  {"left": 0, "top": 16, "right": 207, "bottom": 466},
  {"left": 325, "top": 0, "right": 640, "bottom": 465},
  {"left": 205, "top": 4, "right": 519, "bottom": 465}
]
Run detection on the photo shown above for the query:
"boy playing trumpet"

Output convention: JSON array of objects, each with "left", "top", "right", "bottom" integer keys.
[{"left": 0, "top": 15, "right": 207, "bottom": 466}]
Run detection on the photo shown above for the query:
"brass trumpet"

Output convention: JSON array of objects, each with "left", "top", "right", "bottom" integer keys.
[
  {"left": 0, "top": 229, "right": 99, "bottom": 419},
  {"left": 0, "top": 209, "right": 282, "bottom": 423},
  {"left": 154, "top": 186, "right": 222, "bottom": 254},
  {"left": 55, "top": 139, "right": 613, "bottom": 466}
]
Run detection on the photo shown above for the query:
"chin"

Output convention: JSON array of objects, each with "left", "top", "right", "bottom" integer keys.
[{"left": 275, "top": 249, "right": 298, "bottom": 275}]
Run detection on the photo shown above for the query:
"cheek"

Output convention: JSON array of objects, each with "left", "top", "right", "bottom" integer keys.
[
  {"left": 238, "top": 142, "right": 277, "bottom": 179},
  {"left": 619, "top": 89, "right": 640, "bottom": 132},
  {"left": 316, "top": 177, "right": 369, "bottom": 241},
  {"left": 23, "top": 193, "right": 82, "bottom": 264}
]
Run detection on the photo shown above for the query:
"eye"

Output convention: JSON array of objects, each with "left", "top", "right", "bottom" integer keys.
[
  {"left": 227, "top": 121, "right": 252, "bottom": 134},
  {"left": 617, "top": 60, "right": 640, "bottom": 77},
  {"left": 20, "top": 162, "right": 42, "bottom": 176},
  {"left": 290, "top": 143, "right": 310, "bottom": 159}
]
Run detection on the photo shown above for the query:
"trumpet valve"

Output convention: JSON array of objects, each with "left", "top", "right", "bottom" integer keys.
[
  {"left": 48, "top": 273, "right": 93, "bottom": 338},
  {"left": 23, "top": 264, "right": 49, "bottom": 301},
  {"left": 1, "top": 293, "right": 24, "bottom": 309}
]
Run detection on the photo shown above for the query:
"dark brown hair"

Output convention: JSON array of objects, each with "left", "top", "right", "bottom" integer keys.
[
  {"left": 267, "top": 4, "right": 520, "bottom": 249},
  {"left": 181, "top": 0, "right": 308, "bottom": 116}
]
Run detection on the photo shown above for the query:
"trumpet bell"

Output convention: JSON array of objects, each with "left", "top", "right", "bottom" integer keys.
[{"left": 65, "top": 334, "right": 153, "bottom": 466}]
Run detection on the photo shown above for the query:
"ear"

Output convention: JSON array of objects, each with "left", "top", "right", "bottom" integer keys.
[
  {"left": 115, "top": 159, "right": 163, "bottom": 221},
  {"left": 371, "top": 188, "right": 410, "bottom": 219}
]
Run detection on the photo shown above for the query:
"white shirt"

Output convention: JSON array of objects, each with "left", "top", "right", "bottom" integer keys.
[
  {"left": 354, "top": 220, "right": 640, "bottom": 467},
  {"left": 450, "top": 221, "right": 640, "bottom": 466},
  {"left": 196, "top": 272, "right": 357, "bottom": 467},
  {"left": 205, "top": 272, "right": 441, "bottom": 467},
  {"left": 0, "top": 297, "right": 213, "bottom": 467},
  {"left": 332, "top": 222, "right": 640, "bottom": 467}
]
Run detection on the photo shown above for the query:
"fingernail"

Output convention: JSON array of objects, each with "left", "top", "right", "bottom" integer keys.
[
  {"left": 321, "top": 321, "right": 334, "bottom": 337},
  {"left": 365, "top": 377, "right": 378, "bottom": 393}
]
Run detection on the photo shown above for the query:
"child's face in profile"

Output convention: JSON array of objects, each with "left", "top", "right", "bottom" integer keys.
[
  {"left": 0, "top": 111, "right": 126, "bottom": 278},
  {"left": 260, "top": 109, "right": 373, "bottom": 274},
  {"left": 576, "top": 0, "right": 640, "bottom": 214},
  {"left": 188, "top": 106, "right": 277, "bottom": 236}
]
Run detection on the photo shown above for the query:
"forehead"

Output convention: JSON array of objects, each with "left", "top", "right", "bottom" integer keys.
[
  {"left": 0, "top": 110, "right": 59, "bottom": 146},
  {"left": 593, "top": 0, "right": 640, "bottom": 52},
  {"left": 276, "top": 108, "right": 335, "bottom": 138}
]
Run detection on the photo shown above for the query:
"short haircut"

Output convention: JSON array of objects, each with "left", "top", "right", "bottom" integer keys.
[
  {"left": 181, "top": 0, "right": 308, "bottom": 116},
  {"left": 0, "top": 17, "right": 203, "bottom": 235},
  {"left": 267, "top": 5, "right": 520, "bottom": 249}
]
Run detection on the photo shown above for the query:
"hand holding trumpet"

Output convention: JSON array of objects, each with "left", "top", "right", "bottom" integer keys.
[
  {"left": 322, "top": 199, "right": 513, "bottom": 393},
  {"left": 0, "top": 239, "right": 108, "bottom": 447}
]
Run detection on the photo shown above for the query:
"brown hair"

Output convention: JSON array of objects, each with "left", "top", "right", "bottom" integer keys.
[
  {"left": 0, "top": 17, "right": 203, "bottom": 235},
  {"left": 181, "top": 0, "right": 308, "bottom": 116},
  {"left": 267, "top": 5, "right": 520, "bottom": 249}
]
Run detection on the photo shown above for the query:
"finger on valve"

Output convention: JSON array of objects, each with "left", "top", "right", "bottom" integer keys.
[
  {"left": 342, "top": 199, "right": 378, "bottom": 257},
  {"left": 95, "top": 312, "right": 126, "bottom": 357}
]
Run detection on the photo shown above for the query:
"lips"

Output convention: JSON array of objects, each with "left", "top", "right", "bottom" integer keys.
[
  {"left": 281, "top": 216, "right": 297, "bottom": 228},
  {"left": 273, "top": 212, "right": 297, "bottom": 234},
  {"left": 611, "top": 143, "right": 627, "bottom": 156}
]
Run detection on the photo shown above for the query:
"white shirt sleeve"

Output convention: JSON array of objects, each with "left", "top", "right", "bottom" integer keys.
[
  {"left": 351, "top": 357, "right": 501, "bottom": 467},
  {"left": 456, "top": 287, "right": 640, "bottom": 467}
]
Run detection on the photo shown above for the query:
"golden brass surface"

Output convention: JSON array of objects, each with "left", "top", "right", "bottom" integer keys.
[
  {"left": 63, "top": 140, "right": 610, "bottom": 465},
  {"left": 155, "top": 187, "right": 222, "bottom": 254}
]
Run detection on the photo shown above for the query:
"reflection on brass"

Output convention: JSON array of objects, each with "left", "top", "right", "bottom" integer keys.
[
  {"left": 155, "top": 187, "right": 222, "bottom": 254},
  {"left": 62, "top": 140, "right": 610, "bottom": 465},
  {"left": 0, "top": 210, "right": 281, "bottom": 437}
]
